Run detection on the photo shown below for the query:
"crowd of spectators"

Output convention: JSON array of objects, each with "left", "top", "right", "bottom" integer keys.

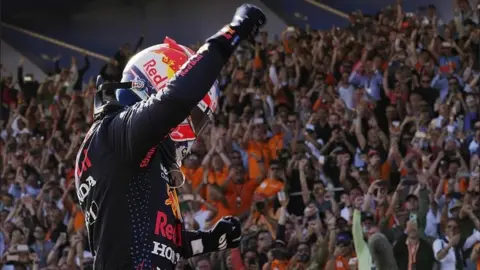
[{"left": 3, "top": 0, "right": 480, "bottom": 269}]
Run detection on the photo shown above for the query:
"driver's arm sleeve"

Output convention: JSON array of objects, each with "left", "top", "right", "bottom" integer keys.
[{"left": 181, "top": 229, "right": 225, "bottom": 258}]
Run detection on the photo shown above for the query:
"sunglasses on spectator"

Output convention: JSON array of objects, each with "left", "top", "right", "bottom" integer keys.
[{"left": 447, "top": 224, "right": 459, "bottom": 229}]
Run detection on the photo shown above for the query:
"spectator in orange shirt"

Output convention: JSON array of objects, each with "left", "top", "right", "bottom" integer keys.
[
  {"left": 204, "top": 184, "right": 233, "bottom": 228},
  {"left": 201, "top": 138, "right": 232, "bottom": 201},
  {"left": 366, "top": 150, "right": 391, "bottom": 183},
  {"left": 325, "top": 232, "right": 357, "bottom": 270},
  {"left": 60, "top": 182, "right": 84, "bottom": 233},
  {"left": 439, "top": 158, "right": 469, "bottom": 195},
  {"left": 229, "top": 163, "right": 264, "bottom": 218},
  {"left": 268, "top": 121, "right": 284, "bottom": 160},
  {"left": 241, "top": 119, "right": 271, "bottom": 181},
  {"left": 180, "top": 154, "right": 204, "bottom": 195},
  {"left": 255, "top": 160, "right": 286, "bottom": 200},
  {"left": 207, "top": 153, "right": 230, "bottom": 185},
  {"left": 202, "top": 139, "right": 232, "bottom": 183}
]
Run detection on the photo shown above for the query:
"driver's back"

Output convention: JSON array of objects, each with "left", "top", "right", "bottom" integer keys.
[{"left": 75, "top": 114, "right": 183, "bottom": 270}]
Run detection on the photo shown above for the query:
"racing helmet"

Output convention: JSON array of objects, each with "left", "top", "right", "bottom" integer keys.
[{"left": 119, "top": 37, "right": 219, "bottom": 162}]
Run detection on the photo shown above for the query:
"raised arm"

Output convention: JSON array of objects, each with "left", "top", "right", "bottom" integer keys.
[
  {"left": 105, "top": 7, "right": 266, "bottom": 163},
  {"left": 105, "top": 44, "right": 222, "bottom": 161}
]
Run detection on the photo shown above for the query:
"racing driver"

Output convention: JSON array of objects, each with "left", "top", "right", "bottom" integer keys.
[{"left": 74, "top": 4, "right": 266, "bottom": 270}]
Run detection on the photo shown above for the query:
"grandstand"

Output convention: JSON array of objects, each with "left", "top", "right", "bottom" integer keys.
[{"left": 2, "top": 0, "right": 479, "bottom": 269}]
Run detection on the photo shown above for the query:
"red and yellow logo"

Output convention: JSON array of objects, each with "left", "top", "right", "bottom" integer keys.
[
  {"left": 165, "top": 187, "right": 181, "bottom": 220},
  {"left": 152, "top": 46, "right": 187, "bottom": 72}
]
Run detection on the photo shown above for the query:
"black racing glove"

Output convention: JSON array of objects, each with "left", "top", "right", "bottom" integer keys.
[
  {"left": 210, "top": 216, "right": 242, "bottom": 250},
  {"left": 183, "top": 216, "right": 242, "bottom": 258},
  {"left": 207, "top": 4, "right": 267, "bottom": 59}
]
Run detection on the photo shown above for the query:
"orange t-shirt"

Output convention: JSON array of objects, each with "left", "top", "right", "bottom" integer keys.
[
  {"left": 247, "top": 141, "right": 270, "bottom": 180},
  {"left": 71, "top": 205, "right": 85, "bottom": 232},
  {"left": 313, "top": 98, "right": 330, "bottom": 112},
  {"left": 228, "top": 177, "right": 259, "bottom": 216},
  {"left": 207, "top": 166, "right": 229, "bottom": 186},
  {"left": 181, "top": 166, "right": 204, "bottom": 190},
  {"left": 474, "top": 243, "right": 480, "bottom": 270},
  {"left": 282, "top": 38, "right": 293, "bottom": 54},
  {"left": 368, "top": 161, "right": 391, "bottom": 183},
  {"left": 331, "top": 254, "right": 356, "bottom": 270},
  {"left": 46, "top": 205, "right": 84, "bottom": 239},
  {"left": 268, "top": 259, "right": 288, "bottom": 270},
  {"left": 207, "top": 200, "right": 233, "bottom": 228},
  {"left": 376, "top": 207, "right": 395, "bottom": 228},
  {"left": 255, "top": 178, "right": 285, "bottom": 199},
  {"left": 442, "top": 178, "right": 467, "bottom": 194},
  {"left": 254, "top": 54, "right": 263, "bottom": 69},
  {"left": 205, "top": 166, "right": 231, "bottom": 204},
  {"left": 60, "top": 194, "right": 85, "bottom": 233},
  {"left": 181, "top": 166, "right": 205, "bottom": 198},
  {"left": 268, "top": 134, "right": 283, "bottom": 160}
]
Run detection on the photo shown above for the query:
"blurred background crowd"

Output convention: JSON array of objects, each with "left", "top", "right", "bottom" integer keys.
[{"left": 3, "top": 0, "right": 480, "bottom": 269}]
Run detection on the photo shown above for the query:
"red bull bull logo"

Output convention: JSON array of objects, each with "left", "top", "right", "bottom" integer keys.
[
  {"left": 152, "top": 47, "right": 188, "bottom": 72},
  {"left": 161, "top": 52, "right": 186, "bottom": 71},
  {"left": 165, "top": 188, "right": 180, "bottom": 220}
]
